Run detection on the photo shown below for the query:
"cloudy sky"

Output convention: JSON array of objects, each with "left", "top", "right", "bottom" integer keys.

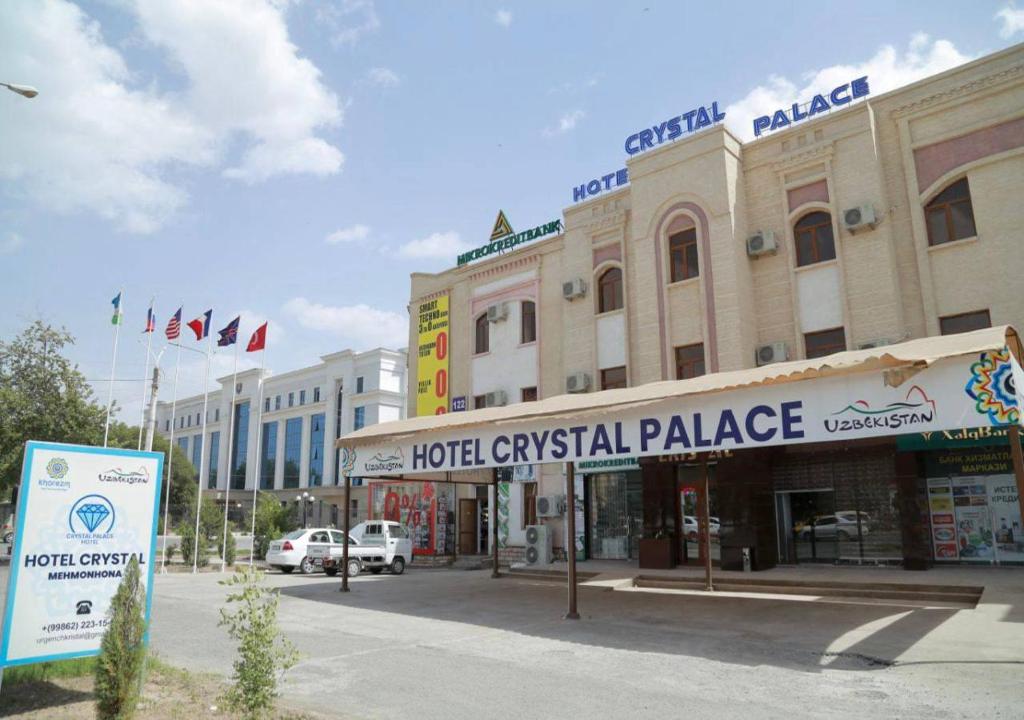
[{"left": 1, "top": 0, "right": 1022, "bottom": 424}]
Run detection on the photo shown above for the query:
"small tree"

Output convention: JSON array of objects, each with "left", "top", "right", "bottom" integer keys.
[
  {"left": 219, "top": 529, "right": 237, "bottom": 566},
  {"left": 95, "top": 556, "right": 147, "bottom": 720},
  {"left": 165, "top": 543, "right": 178, "bottom": 563},
  {"left": 252, "top": 492, "right": 289, "bottom": 560},
  {"left": 219, "top": 566, "right": 298, "bottom": 718},
  {"left": 179, "top": 522, "right": 209, "bottom": 568}
]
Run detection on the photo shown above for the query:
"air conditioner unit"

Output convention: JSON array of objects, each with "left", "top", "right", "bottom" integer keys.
[
  {"left": 756, "top": 342, "right": 788, "bottom": 366},
  {"left": 487, "top": 302, "right": 508, "bottom": 322},
  {"left": 484, "top": 390, "right": 507, "bottom": 407},
  {"left": 536, "top": 495, "right": 565, "bottom": 518},
  {"left": 525, "top": 524, "right": 553, "bottom": 565},
  {"left": 746, "top": 230, "right": 777, "bottom": 257},
  {"left": 566, "top": 372, "right": 591, "bottom": 393},
  {"left": 562, "top": 278, "right": 587, "bottom": 300},
  {"left": 843, "top": 204, "right": 876, "bottom": 233},
  {"left": 858, "top": 338, "right": 893, "bottom": 350}
]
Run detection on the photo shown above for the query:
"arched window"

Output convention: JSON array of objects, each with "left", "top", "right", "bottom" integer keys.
[
  {"left": 669, "top": 228, "right": 699, "bottom": 282},
  {"left": 474, "top": 313, "right": 489, "bottom": 354},
  {"left": 794, "top": 211, "right": 836, "bottom": 267},
  {"left": 521, "top": 300, "right": 536, "bottom": 344},
  {"left": 597, "top": 267, "right": 623, "bottom": 313},
  {"left": 925, "top": 178, "right": 976, "bottom": 246}
]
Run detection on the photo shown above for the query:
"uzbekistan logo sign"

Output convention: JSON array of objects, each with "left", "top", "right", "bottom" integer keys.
[
  {"left": 68, "top": 494, "right": 116, "bottom": 536},
  {"left": 457, "top": 210, "right": 562, "bottom": 266},
  {"left": 97, "top": 466, "right": 150, "bottom": 485},
  {"left": 365, "top": 448, "right": 405, "bottom": 473},
  {"left": 824, "top": 385, "right": 936, "bottom": 433}
]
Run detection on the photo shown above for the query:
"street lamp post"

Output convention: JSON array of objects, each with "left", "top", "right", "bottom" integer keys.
[
  {"left": 296, "top": 491, "right": 315, "bottom": 528},
  {"left": 1, "top": 83, "right": 38, "bottom": 99}
]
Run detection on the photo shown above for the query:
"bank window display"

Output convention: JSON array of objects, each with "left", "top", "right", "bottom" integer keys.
[
  {"left": 601, "top": 366, "right": 627, "bottom": 390},
  {"left": 521, "top": 300, "right": 536, "bottom": 343},
  {"left": 794, "top": 211, "right": 836, "bottom": 267},
  {"left": 309, "top": 412, "right": 325, "bottom": 487},
  {"left": 260, "top": 421, "right": 277, "bottom": 489},
  {"left": 370, "top": 480, "right": 455, "bottom": 556},
  {"left": 283, "top": 416, "right": 302, "bottom": 489},
  {"left": 597, "top": 267, "right": 623, "bottom": 313},
  {"left": 804, "top": 327, "right": 846, "bottom": 359},
  {"left": 668, "top": 228, "right": 699, "bottom": 283},
  {"left": 925, "top": 178, "right": 977, "bottom": 246},
  {"left": 675, "top": 343, "right": 705, "bottom": 380},
  {"left": 940, "top": 309, "right": 991, "bottom": 336},
  {"left": 231, "top": 401, "right": 250, "bottom": 490},
  {"left": 587, "top": 472, "right": 644, "bottom": 559},
  {"left": 474, "top": 312, "right": 489, "bottom": 354},
  {"left": 208, "top": 431, "right": 219, "bottom": 489}
]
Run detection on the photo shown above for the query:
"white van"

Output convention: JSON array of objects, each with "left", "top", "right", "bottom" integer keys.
[{"left": 309, "top": 520, "right": 413, "bottom": 577}]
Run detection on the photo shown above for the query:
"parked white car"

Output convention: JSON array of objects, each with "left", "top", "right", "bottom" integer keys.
[
  {"left": 683, "top": 515, "right": 721, "bottom": 541},
  {"left": 309, "top": 520, "right": 413, "bottom": 577},
  {"left": 799, "top": 513, "right": 871, "bottom": 541},
  {"left": 266, "top": 528, "right": 352, "bottom": 574}
]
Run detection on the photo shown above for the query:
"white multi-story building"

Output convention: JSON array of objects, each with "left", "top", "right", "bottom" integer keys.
[{"left": 156, "top": 347, "right": 406, "bottom": 527}]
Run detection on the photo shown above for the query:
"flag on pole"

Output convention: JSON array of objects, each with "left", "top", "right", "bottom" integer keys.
[
  {"left": 217, "top": 316, "right": 240, "bottom": 347},
  {"left": 165, "top": 307, "right": 182, "bottom": 340},
  {"left": 246, "top": 322, "right": 267, "bottom": 352},
  {"left": 144, "top": 304, "right": 156, "bottom": 333},
  {"left": 187, "top": 310, "right": 213, "bottom": 341},
  {"left": 111, "top": 292, "right": 123, "bottom": 325}
]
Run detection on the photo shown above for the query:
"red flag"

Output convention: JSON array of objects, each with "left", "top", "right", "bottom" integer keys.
[{"left": 246, "top": 322, "right": 267, "bottom": 352}]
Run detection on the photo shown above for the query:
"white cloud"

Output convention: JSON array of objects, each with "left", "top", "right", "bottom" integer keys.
[
  {"left": 365, "top": 67, "right": 400, "bottom": 87},
  {"left": 724, "top": 34, "right": 972, "bottom": 141},
  {"left": 319, "top": 0, "right": 380, "bottom": 47},
  {"left": 325, "top": 224, "right": 370, "bottom": 244},
  {"left": 1, "top": 233, "right": 25, "bottom": 254},
  {"left": 282, "top": 297, "right": 407, "bottom": 349},
  {"left": 0, "top": 0, "right": 343, "bottom": 233},
  {"left": 397, "top": 231, "right": 471, "bottom": 260},
  {"left": 543, "top": 109, "right": 585, "bottom": 137},
  {"left": 996, "top": 4, "right": 1024, "bottom": 38},
  {"left": 495, "top": 9, "right": 512, "bottom": 27}
]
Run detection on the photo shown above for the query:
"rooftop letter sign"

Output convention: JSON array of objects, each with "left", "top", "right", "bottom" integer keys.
[
  {"left": 457, "top": 211, "right": 562, "bottom": 266},
  {"left": 624, "top": 101, "right": 725, "bottom": 155},
  {"left": 753, "top": 76, "right": 870, "bottom": 137}
]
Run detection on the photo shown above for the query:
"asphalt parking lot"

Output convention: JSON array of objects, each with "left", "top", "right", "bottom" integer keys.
[{"left": 137, "top": 566, "right": 1023, "bottom": 719}]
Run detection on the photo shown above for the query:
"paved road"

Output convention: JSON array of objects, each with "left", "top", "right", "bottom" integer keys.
[{"left": 142, "top": 569, "right": 1022, "bottom": 720}]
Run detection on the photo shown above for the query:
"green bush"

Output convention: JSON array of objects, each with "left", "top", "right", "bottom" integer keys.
[
  {"left": 95, "top": 556, "right": 147, "bottom": 720},
  {"left": 165, "top": 543, "right": 178, "bottom": 563},
  {"left": 219, "top": 530, "right": 237, "bottom": 567},
  {"left": 219, "top": 566, "right": 298, "bottom": 719},
  {"left": 179, "top": 522, "right": 209, "bottom": 568},
  {"left": 252, "top": 492, "right": 291, "bottom": 560}
]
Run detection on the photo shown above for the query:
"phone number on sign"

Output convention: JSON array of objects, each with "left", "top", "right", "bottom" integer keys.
[{"left": 41, "top": 619, "right": 110, "bottom": 634}]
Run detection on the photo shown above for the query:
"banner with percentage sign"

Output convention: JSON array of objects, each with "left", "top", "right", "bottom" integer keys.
[{"left": 416, "top": 294, "right": 450, "bottom": 417}]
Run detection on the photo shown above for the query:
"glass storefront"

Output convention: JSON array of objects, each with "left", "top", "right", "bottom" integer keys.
[
  {"left": 586, "top": 471, "right": 643, "bottom": 560},
  {"left": 678, "top": 464, "right": 720, "bottom": 564}
]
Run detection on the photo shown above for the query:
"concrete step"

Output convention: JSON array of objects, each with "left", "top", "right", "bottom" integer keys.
[{"left": 451, "top": 555, "right": 493, "bottom": 571}]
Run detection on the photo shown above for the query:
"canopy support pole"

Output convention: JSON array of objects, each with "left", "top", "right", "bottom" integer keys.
[
  {"left": 491, "top": 467, "right": 500, "bottom": 578},
  {"left": 340, "top": 470, "right": 351, "bottom": 593},
  {"left": 565, "top": 461, "right": 580, "bottom": 619},
  {"left": 1009, "top": 426, "right": 1024, "bottom": 533},
  {"left": 701, "top": 457, "right": 713, "bottom": 592}
]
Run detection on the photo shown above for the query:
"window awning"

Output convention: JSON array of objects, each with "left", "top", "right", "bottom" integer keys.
[{"left": 337, "top": 326, "right": 1023, "bottom": 476}]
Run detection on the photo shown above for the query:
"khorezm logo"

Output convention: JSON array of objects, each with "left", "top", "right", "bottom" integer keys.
[
  {"left": 38, "top": 456, "right": 72, "bottom": 491},
  {"left": 824, "top": 385, "right": 936, "bottom": 433},
  {"left": 68, "top": 494, "right": 116, "bottom": 539},
  {"left": 98, "top": 466, "right": 150, "bottom": 485},
  {"left": 364, "top": 448, "right": 404, "bottom": 473}
]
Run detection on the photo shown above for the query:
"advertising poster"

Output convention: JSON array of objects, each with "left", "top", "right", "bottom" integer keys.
[
  {"left": 416, "top": 294, "right": 450, "bottom": 417},
  {"left": 1, "top": 441, "right": 163, "bottom": 668},
  {"left": 926, "top": 479, "right": 958, "bottom": 560},
  {"left": 988, "top": 478, "right": 1023, "bottom": 563},
  {"left": 372, "top": 481, "right": 440, "bottom": 556}
]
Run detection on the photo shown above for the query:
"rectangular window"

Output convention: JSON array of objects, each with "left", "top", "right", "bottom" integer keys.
[
  {"left": 264, "top": 397, "right": 270, "bottom": 413},
  {"left": 187, "top": 414, "right": 191, "bottom": 428},
  {"left": 283, "top": 417, "right": 302, "bottom": 489},
  {"left": 675, "top": 343, "right": 706, "bottom": 380},
  {"left": 231, "top": 401, "right": 250, "bottom": 491},
  {"left": 521, "top": 301, "right": 537, "bottom": 343},
  {"left": 260, "top": 421, "right": 277, "bottom": 490},
  {"left": 669, "top": 228, "right": 699, "bottom": 282},
  {"left": 940, "top": 309, "right": 991, "bottom": 335},
  {"left": 196, "top": 412, "right": 201, "bottom": 426},
  {"left": 191, "top": 434, "right": 202, "bottom": 473},
  {"left": 474, "top": 395, "right": 487, "bottom": 410},
  {"left": 177, "top": 436, "right": 189, "bottom": 454},
  {"left": 313, "top": 386, "right": 321, "bottom": 403},
  {"left": 804, "top": 327, "right": 846, "bottom": 359},
  {"left": 208, "top": 431, "right": 220, "bottom": 489},
  {"left": 309, "top": 413, "right": 325, "bottom": 487},
  {"left": 600, "top": 366, "right": 627, "bottom": 390},
  {"left": 299, "top": 389, "right": 306, "bottom": 406},
  {"left": 288, "top": 392, "right": 294, "bottom": 408},
  {"left": 521, "top": 387, "right": 538, "bottom": 402},
  {"left": 522, "top": 482, "right": 538, "bottom": 528},
  {"left": 353, "top": 406, "right": 366, "bottom": 431},
  {"left": 164, "top": 419, "right": 170, "bottom": 432},
  {"left": 275, "top": 395, "right": 281, "bottom": 411},
  {"left": 350, "top": 498, "right": 358, "bottom": 516},
  {"left": 356, "top": 376, "right": 365, "bottom": 394},
  {"left": 214, "top": 408, "right": 219, "bottom": 423}
]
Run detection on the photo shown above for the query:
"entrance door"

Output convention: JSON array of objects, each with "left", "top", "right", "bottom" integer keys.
[
  {"left": 781, "top": 489, "right": 838, "bottom": 563},
  {"left": 459, "top": 499, "right": 477, "bottom": 555},
  {"left": 589, "top": 473, "right": 643, "bottom": 560}
]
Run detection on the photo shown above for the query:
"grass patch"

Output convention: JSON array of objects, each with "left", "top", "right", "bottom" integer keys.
[{"left": 2, "top": 656, "right": 96, "bottom": 685}]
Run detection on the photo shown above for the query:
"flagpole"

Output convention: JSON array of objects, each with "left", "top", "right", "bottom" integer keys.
[
  {"left": 249, "top": 344, "right": 267, "bottom": 566},
  {"left": 220, "top": 336, "right": 240, "bottom": 572},
  {"left": 160, "top": 340, "right": 183, "bottom": 573},
  {"left": 103, "top": 288, "right": 124, "bottom": 448},
  {"left": 192, "top": 323, "right": 214, "bottom": 574},
  {"left": 138, "top": 298, "right": 155, "bottom": 450}
]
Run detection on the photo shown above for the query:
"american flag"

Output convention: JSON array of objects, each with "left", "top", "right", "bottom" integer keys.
[{"left": 165, "top": 307, "right": 182, "bottom": 340}]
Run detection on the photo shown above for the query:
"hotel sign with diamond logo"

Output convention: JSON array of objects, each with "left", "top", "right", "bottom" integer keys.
[{"left": 1, "top": 441, "right": 163, "bottom": 669}]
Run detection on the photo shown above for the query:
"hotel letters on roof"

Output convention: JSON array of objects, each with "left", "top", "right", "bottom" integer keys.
[{"left": 340, "top": 327, "right": 1024, "bottom": 477}]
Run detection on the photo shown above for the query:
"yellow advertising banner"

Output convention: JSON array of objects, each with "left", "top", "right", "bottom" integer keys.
[{"left": 416, "top": 294, "right": 450, "bottom": 417}]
